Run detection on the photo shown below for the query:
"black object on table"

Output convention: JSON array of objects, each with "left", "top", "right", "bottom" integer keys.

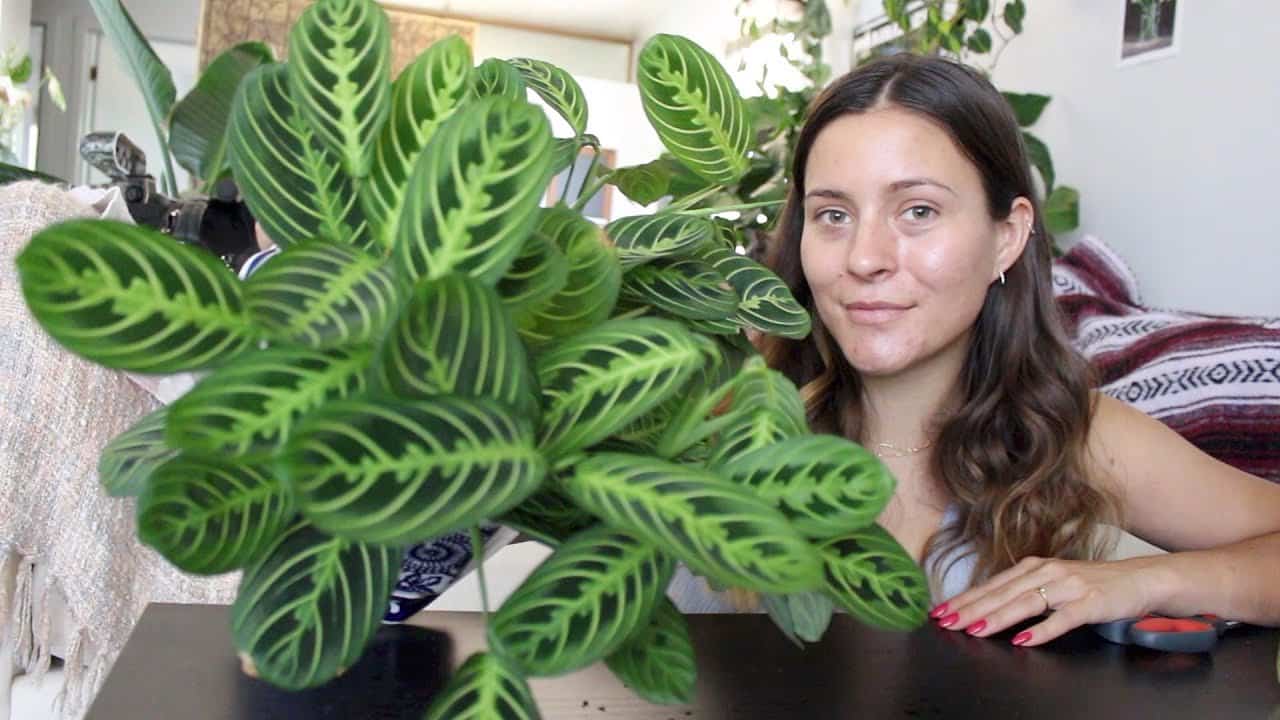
[{"left": 86, "top": 603, "right": 1280, "bottom": 719}]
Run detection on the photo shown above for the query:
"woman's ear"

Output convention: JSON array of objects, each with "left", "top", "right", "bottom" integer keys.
[{"left": 994, "top": 196, "right": 1034, "bottom": 281}]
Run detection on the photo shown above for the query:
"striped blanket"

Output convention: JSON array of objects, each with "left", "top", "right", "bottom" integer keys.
[{"left": 1051, "top": 236, "right": 1280, "bottom": 482}]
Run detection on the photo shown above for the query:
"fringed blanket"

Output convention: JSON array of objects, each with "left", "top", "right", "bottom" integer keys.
[{"left": 0, "top": 181, "right": 240, "bottom": 718}]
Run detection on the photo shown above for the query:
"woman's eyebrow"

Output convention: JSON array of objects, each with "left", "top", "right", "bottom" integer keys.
[
  {"left": 889, "top": 177, "right": 958, "bottom": 196},
  {"left": 804, "top": 188, "right": 853, "bottom": 202}
]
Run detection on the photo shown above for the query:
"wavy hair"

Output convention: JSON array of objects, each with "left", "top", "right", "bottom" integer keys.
[{"left": 757, "top": 54, "right": 1118, "bottom": 590}]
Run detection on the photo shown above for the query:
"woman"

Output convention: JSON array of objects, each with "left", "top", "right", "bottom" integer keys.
[{"left": 755, "top": 53, "right": 1280, "bottom": 647}]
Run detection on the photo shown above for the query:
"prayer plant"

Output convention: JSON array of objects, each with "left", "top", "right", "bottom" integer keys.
[{"left": 15, "top": 0, "right": 929, "bottom": 714}]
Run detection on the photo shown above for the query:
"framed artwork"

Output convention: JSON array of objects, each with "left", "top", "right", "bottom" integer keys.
[
  {"left": 545, "top": 147, "right": 616, "bottom": 223},
  {"left": 1119, "top": 0, "right": 1181, "bottom": 67},
  {"left": 196, "top": 0, "right": 475, "bottom": 74}
]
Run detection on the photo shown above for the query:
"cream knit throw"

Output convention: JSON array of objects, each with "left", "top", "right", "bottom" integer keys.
[{"left": 0, "top": 181, "right": 239, "bottom": 718}]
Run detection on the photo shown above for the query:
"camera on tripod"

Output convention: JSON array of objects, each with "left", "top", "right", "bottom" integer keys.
[{"left": 79, "top": 131, "right": 259, "bottom": 271}]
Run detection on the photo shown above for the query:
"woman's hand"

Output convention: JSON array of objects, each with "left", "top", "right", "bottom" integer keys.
[{"left": 928, "top": 555, "right": 1178, "bottom": 646}]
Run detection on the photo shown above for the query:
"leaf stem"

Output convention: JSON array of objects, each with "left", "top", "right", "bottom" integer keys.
[
  {"left": 471, "top": 526, "right": 491, "bottom": 620},
  {"left": 664, "top": 184, "right": 722, "bottom": 212},
  {"left": 673, "top": 199, "right": 782, "bottom": 218}
]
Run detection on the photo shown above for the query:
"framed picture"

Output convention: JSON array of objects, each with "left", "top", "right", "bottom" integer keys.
[
  {"left": 1119, "top": 0, "right": 1180, "bottom": 67},
  {"left": 545, "top": 147, "right": 615, "bottom": 223}
]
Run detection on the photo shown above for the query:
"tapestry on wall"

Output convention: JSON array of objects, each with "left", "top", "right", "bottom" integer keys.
[{"left": 196, "top": 0, "right": 475, "bottom": 74}]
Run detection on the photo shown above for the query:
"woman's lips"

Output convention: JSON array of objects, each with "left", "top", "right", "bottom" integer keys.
[{"left": 844, "top": 302, "right": 912, "bottom": 325}]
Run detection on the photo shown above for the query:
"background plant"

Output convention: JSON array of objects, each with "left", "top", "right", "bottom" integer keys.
[
  {"left": 16, "top": 0, "right": 929, "bottom": 715},
  {"left": 0, "top": 47, "right": 64, "bottom": 167}
]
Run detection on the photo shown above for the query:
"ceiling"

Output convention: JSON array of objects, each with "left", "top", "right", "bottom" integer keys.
[{"left": 390, "top": 0, "right": 691, "bottom": 43}]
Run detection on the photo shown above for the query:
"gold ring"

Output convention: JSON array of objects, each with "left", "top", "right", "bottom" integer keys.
[{"left": 1036, "top": 586, "right": 1050, "bottom": 611}]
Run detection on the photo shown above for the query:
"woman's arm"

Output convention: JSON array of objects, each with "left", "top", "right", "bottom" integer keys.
[{"left": 932, "top": 394, "right": 1280, "bottom": 645}]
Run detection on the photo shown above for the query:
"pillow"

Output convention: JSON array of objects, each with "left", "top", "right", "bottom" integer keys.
[{"left": 1052, "top": 236, "right": 1280, "bottom": 483}]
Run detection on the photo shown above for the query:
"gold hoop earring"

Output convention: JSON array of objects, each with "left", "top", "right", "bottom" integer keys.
[{"left": 999, "top": 271, "right": 1006, "bottom": 285}]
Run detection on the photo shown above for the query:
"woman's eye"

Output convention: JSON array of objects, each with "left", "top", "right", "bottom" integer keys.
[
  {"left": 903, "top": 205, "right": 937, "bottom": 222},
  {"left": 818, "top": 209, "right": 850, "bottom": 224}
]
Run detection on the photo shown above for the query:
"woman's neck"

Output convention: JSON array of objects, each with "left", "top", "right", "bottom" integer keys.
[{"left": 858, "top": 343, "right": 967, "bottom": 450}]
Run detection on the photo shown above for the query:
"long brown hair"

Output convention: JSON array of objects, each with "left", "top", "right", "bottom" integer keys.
[{"left": 757, "top": 54, "right": 1117, "bottom": 590}]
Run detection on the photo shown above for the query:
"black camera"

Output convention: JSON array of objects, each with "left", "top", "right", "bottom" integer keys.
[{"left": 78, "top": 131, "right": 259, "bottom": 271}]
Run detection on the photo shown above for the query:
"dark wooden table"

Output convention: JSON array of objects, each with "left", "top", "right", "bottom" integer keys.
[{"left": 86, "top": 603, "right": 1280, "bottom": 719}]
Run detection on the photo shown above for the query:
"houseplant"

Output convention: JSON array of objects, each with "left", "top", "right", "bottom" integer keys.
[{"left": 15, "top": 0, "right": 929, "bottom": 714}]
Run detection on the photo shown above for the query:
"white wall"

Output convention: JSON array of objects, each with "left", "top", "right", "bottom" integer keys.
[
  {"left": 991, "top": 1, "right": 1280, "bottom": 317},
  {"left": 1, "top": 0, "right": 33, "bottom": 58},
  {"left": 474, "top": 24, "right": 629, "bottom": 83}
]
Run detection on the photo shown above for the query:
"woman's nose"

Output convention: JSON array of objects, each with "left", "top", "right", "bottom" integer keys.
[{"left": 845, "top": 217, "right": 897, "bottom": 280}]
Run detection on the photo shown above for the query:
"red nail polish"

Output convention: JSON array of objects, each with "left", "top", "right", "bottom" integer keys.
[
  {"left": 929, "top": 603, "right": 950, "bottom": 619},
  {"left": 1012, "top": 631, "right": 1032, "bottom": 646},
  {"left": 965, "top": 620, "right": 987, "bottom": 635},
  {"left": 938, "top": 612, "right": 959, "bottom": 628}
]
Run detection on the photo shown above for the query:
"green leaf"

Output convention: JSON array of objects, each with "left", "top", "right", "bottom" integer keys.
[
  {"left": 508, "top": 57, "right": 588, "bottom": 136},
  {"left": 10, "top": 55, "right": 32, "bottom": 84},
  {"left": 283, "top": 396, "right": 545, "bottom": 546},
  {"left": 803, "top": 0, "right": 833, "bottom": 38},
  {"left": 536, "top": 318, "right": 714, "bottom": 459},
  {"left": 604, "top": 597, "right": 696, "bottom": 705},
  {"left": 1023, "top": 130, "right": 1054, "bottom": 193},
  {"left": 87, "top": 0, "right": 178, "bottom": 194},
  {"left": 0, "top": 161, "right": 63, "bottom": 185},
  {"left": 287, "top": 0, "right": 391, "bottom": 178},
  {"left": 364, "top": 35, "right": 473, "bottom": 253},
  {"left": 169, "top": 42, "right": 274, "bottom": 185},
  {"left": 1043, "top": 185, "right": 1080, "bottom": 235},
  {"left": 43, "top": 69, "right": 66, "bottom": 112},
  {"left": 561, "top": 452, "right": 824, "bottom": 593},
  {"left": 232, "top": 521, "right": 401, "bottom": 690},
  {"left": 472, "top": 58, "right": 527, "bottom": 102},
  {"left": 884, "top": 0, "right": 911, "bottom": 30},
  {"left": 637, "top": 34, "right": 751, "bottom": 185},
  {"left": 820, "top": 524, "right": 930, "bottom": 631},
  {"left": 1002, "top": 91, "right": 1051, "bottom": 127},
  {"left": 621, "top": 258, "right": 737, "bottom": 321},
  {"left": 138, "top": 455, "right": 293, "bottom": 575},
  {"left": 497, "top": 227, "right": 570, "bottom": 319},
  {"left": 373, "top": 272, "right": 538, "bottom": 419},
  {"left": 704, "top": 358, "right": 808, "bottom": 468},
  {"left": 963, "top": 0, "right": 991, "bottom": 22},
  {"left": 98, "top": 406, "right": 178, "bottom": 497},
  {"left": 243, "top": 240, "right": 400, "bottom": 349},
  {"left": 165, "top": 345, "right": 371, "bottom": 458},
  {"left": 1004, "top": 0, "right": 1026, "bottom": 34},
  {"left": 608, "top": 159, "right": 674, "bottom": 206},
  {"left": 718, "top": 434, "right": 895, "bottom": 539},
  {"left": 966, "top": 28, "right": 993, "bottom": 54},
  {"left": 394, "top": 96, "right": 553, "bottom": 286},
  {"left": 695, "top": 246, "right": 810, "bottom": 339},
  {"left": 605, "top": 213, "right": 715, "bottom": 269},
  {"left": 16, "top": 219, "right": 255, "bottom": 373},
  {"left": 489, "top": 525, "right": 674, "bottom": 676},
  {"left": 761, "top": 591, "right": 834, "bottom": 645},
  {"left": 228, "top": 64, "right": 371, "bottom": 251},
  {"left": 516, "top": 206, "right": 621, "bottom": 347},
  {"left": 422, "top": 652, "right": 541, "bottom": 720},
  {"left": 498, "top": 488, "right": 597, "bottom": 547},
  {"left": 549, "top": 137, "right": 579, "bottom": 175}
]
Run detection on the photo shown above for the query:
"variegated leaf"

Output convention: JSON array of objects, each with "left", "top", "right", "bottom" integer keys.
[
  {"left": 637, "top": 34, "right": 751, "bottom": 185},
  {"left": 472, "top": 57, "right": 527, "bottom": 101},
  {"left": 507, "top": 57, "right": 588, "bottom": 135},
  {"left": 559, "top": 452, "right": 824, "bottom": 593},
  {"left": 820, "top": 524, "right": 930, "bottom": 631},
  {"left": 283, "top": 396, "right": 545, "bottom": 546},
  {"left": 696, "top": 246, "right": 810, "bottom": 339},
  {"left": 287, "top": 0, "right": 391, "bottom": 178},
  {"left": 536, "top": 318, "right": 714, "bottom": 459},
  {"left": 16, "top": 219, "right": 255, "bottom": 373},
  {"left": 761, "top": 591, "right": 834, "bottom": 645},
  {"left": 98, "top": 406, "right": 178, "bottom": 497},
  {"left": 620, "top": 257, "right": 737, "bottom": 321},
  {"left": 604, "top": 213, "right": 714, "bottom": 269},
  {"left": 232, "top": 521, "right": 401, "bottom": 690},
  {"left": 166, "top": 345, "right": 371, "bottom": 459},
  {"left": 549, "top": 137, "right": 578, "bottom": 175},
  {"left": 422, "top": 652, "right": 541, "bottom": 720},
  {"left": 498, "top": 487, "right": 597, "bottom": 547},
  {"left": 138, "top": 455, "right": 293, "bottom": 575},
  {"left": 243, "top": 239, "right": 401, "bottom": 349},
  {"left": 489, "top": 525, "right": 674, "bottom": 676},
  {"left": 605, "top": 598, "right": 696, "bottom": 705},
  {"left": 607, "top": 159, "right": 674, "bottom": 206},
  {"left": 364, "top": 34, "right": 473, "bottom": 252},
  {"left": 516, "top": 206, "right": 621, "bottom": 347},
  {"left": 394, "top": 96, "right": 553, "bottom": 286},
  {"left": 705, "top": 358, "right": 808, "bottom": 468},
  {"left": 373, "top": 272, "right": 538, "bottom": 419},
  {"left": 228, "top": 63, "right": 371, "bottom": 250},
  {"left": 497, "top": 227, "right": 569, "bottom": 317},
  {"left": 718, "top": 434, "right": 895, "bottom": 539}
]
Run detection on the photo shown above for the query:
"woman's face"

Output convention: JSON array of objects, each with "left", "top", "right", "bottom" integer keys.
[{"left": 799, "top": 105, "right": 1028, "bottom": 379}]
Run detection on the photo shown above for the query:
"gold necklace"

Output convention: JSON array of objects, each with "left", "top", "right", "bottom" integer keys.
[{"left": 872, "top": 439, "right": 935, "bottom": 459}]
